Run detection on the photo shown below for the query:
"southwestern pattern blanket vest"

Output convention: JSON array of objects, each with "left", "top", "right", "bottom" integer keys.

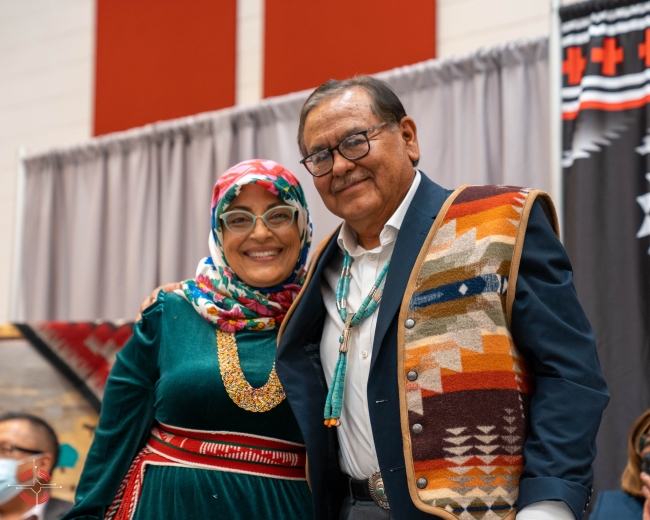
[{"left": 397, "top": 185, "right": 559, "bottom": 520}]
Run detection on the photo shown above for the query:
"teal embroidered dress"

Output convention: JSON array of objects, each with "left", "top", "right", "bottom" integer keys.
[{"left": 64, "top": 292, "right": 313, "bottom": 520}]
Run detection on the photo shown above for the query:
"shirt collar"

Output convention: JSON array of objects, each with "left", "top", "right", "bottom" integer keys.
[
  {"left": 337, "top": 170, "right": 422, "bottom": 256},
  {"left": 20, "top": 502, "right": 44, "bottom": 520}
]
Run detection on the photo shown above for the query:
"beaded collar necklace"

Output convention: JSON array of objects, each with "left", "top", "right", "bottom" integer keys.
[
  {"left": 216, "top": 330, "right": 285, "bottom": 412},
  {"left": 324, "top": 251, "right": 390, "bottom": 427}
]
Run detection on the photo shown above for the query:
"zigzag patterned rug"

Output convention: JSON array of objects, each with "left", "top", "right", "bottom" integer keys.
[{"left": 14, "top": 322, "right": 134, "bottom": 410}]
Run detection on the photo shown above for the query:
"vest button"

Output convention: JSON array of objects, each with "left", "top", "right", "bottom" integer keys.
[
  {"left": 407, "top": 370, "right": 418, "bottom": 381},
  {"left": 416, "top": 477, "right": 428, "bottom": 489},
  {"left": 405, "top": 318, "right": 415, "bottom": 329},
  {"left": 412, "top": 423, "right": 423, "bottom": 434}
]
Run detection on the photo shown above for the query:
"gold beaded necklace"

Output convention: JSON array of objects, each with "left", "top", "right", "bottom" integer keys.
[{"left": 216, "top": 330, "right": 285, "bottom": 412}]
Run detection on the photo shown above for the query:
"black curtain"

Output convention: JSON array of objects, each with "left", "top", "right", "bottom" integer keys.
[{"left": 561, "top": 0, "right": 650, "bottom": 505}]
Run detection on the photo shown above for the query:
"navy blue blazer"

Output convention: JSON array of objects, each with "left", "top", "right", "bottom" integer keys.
[{"left": 276, "top": 173, "right": 609, "bottom": 520}]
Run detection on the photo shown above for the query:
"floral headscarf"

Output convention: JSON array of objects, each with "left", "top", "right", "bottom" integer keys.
[{"left": 177, "top": 159, "right": 312, "bottom": 332}]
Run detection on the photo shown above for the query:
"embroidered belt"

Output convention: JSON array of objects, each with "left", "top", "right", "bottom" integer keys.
[{"left": 105, "top": 422, "right": 306, "bottom": 520}]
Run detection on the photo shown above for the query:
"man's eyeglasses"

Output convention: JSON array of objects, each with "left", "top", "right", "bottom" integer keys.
[
  {"left": 300, "top": 122, "right": 388, "bottom": 178},
  {"left": 0, "top": 442, "right": 43, "bottom": 458},
  {"left": 220, "top": 205, "right": 297, "bottom": 235}
]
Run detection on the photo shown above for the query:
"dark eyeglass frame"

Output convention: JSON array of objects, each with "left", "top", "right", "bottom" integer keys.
[
  {"left": 220, "top": 205, "right": 298, "bottom": 235},
  {"left": 300, "top": 122, "right": 388, "bottom": 177},
  {"left": 0, "top": 442, "right": 43, "bottom": 457}
]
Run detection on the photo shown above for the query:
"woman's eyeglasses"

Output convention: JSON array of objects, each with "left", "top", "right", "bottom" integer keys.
[
  {"left": 220, "top": 206, "right": 297, "bottom": 235},
  {"left": 300, "top": 122, "right": 388, "bottom": 177}
]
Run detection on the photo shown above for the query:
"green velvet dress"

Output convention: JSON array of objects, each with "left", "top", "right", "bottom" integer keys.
[{"left": 64, "top": 292, "right": 313, "bottom": 520}]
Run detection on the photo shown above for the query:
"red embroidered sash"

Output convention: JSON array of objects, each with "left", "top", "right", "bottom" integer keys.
[{"left": 105, "top": 422, "right": 307, "bottom": 520}]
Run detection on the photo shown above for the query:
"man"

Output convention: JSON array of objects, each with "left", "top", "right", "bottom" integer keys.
[
  {"left": 274, "top": 77, "right": 608, "bottom": 520},
  {"left": 0, "top": 413, "right": 72, "bottom": 520},
  {"left": 144, "top": 76, "right": 608, "bottom": 520}
]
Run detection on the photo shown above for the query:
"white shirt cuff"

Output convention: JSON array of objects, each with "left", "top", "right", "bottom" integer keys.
[{"left": 516, "top": 500, "right": 575, "bottom": 520}]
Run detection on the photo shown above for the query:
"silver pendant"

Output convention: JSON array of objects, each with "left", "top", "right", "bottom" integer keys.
[
  {"left": 339, "top": 313, "right": 354, "bottom": 353},
  {"left": 368, "top": 470, "right": 390, "bottom": 509}
]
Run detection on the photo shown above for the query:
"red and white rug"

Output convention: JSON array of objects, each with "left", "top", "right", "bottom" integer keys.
[{"left": 14, "top": 322, "right": 134, "bottom": 411}]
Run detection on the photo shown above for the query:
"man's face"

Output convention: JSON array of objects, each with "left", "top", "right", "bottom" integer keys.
[
  {"left": 0, "top": 420, "right": 51, "bottom": 478},
  {"left": 302, "top": 88, "right": 420, "bottom": 230}
]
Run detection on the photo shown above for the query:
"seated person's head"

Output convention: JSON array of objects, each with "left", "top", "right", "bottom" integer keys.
[
  {"left": 622, "top": 409, "right": 650, "bottom": 497},
  {"left": 0, "top": 412, "right": 60, "bottom": 507}
]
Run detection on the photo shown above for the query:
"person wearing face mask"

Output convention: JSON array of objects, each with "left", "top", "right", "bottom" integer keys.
[
  {"left": 0, "top": 412, "right": 72, "bottom": 520},
  {"left": 63, "top": 160, "right": 313, "bottom": 520}
]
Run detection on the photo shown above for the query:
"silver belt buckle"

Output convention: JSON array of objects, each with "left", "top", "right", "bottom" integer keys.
[{"left": 368, "top": 469, "right": 389, "bottom": 509}]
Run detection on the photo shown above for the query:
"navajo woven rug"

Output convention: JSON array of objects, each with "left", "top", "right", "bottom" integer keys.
[{"left": 14, "top": 322, "right": 134, "bottom": 411}]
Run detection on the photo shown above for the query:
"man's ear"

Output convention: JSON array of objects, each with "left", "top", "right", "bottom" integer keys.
[
  {"left": 399, "top": 116, "right": 420, "bottom": 164},
  {"left": 36, "top": 452, "right": 55, "bottom": 475}
]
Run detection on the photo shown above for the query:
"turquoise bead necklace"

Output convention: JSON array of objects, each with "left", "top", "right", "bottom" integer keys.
[{"left": 324, "top": 251, "right": 391, "bottom": 427}]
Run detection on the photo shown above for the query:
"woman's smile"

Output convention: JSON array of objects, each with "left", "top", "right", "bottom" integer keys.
[{"left": 245, "top": 248, "right": 282, "bottom": 260}]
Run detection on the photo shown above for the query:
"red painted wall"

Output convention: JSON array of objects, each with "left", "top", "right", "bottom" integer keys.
[
  {"left": 263, "top": 0, "right": 436, "bottom": 98},
  {"left": 94, "top": 0, "right": 236, "bottom": 136}
]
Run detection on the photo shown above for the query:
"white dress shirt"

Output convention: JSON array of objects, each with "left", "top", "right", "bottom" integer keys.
[
  {"left": 21, "top": 502, "right": 44, "bottom": 520},
  {"left": 320, "top": 170, "right": 421, "bottom": 480},
  {"left": 319, "top": 170, "right": 574, "bottom": 520}
]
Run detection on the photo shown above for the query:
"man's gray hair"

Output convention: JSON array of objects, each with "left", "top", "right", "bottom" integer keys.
[{"left": 297, "top": 76, "right": 409, "bottom": 159}]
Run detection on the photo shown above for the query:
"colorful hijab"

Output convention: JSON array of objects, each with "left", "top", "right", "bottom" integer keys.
[{"left": 177, "top": 159, "right": 312, "bottom": 332}]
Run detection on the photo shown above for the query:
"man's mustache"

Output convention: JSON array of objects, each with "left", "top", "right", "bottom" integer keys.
[{"left": 330, "top": 171, "right": 372, "bottom": 195}]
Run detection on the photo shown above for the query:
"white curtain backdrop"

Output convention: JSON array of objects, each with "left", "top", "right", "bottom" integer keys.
[{"left": 13, "top": 36, "right": 549, "bottom": 321}]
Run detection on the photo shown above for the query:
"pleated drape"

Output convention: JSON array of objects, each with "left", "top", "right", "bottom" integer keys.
[{"left": 14, "top": 36, "right": 550, "bottom": 320}]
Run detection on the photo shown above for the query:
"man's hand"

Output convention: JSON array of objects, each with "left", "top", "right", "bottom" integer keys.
[
  {"left": 136, "top": 282, "right": 182, "bottom": 321},
  {"left": 641, "top": 472, "right": 650, "bottom": 520}
]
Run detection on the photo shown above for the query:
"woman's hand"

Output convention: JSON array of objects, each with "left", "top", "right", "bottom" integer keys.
[
  {"left": 641, "top": 472, "right": 650, "bottom": 520},
  {"left": 136, "top": 283, "right": 182, "bottom": 321}
]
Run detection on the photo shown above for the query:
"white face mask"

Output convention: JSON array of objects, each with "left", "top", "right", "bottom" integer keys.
[{"left": 0, "top": 455, "right": 43, "bottom": 506}]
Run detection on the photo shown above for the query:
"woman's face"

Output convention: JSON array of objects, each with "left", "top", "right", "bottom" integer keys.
[{"left": 221, "top": 184, "right": 301, "bottom": 288}]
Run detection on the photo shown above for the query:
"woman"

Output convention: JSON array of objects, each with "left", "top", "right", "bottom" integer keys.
[
  {"left": 590, "top": 410, "right": 650, "bottom": 519},
  {"left": 64, "top": 160, "right": 313, "bottom": 520}
]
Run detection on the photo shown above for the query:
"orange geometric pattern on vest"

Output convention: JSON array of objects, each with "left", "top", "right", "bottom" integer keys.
[{"left": 403, "top": 185, "right": 539, "bottom": 520}]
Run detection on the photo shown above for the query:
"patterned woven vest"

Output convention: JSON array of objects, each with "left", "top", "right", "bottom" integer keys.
[{"left": 397, "top": 185, "right": 559, "bottom": 520}]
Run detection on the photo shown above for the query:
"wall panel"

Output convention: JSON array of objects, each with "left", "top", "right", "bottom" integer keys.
[
  {"left": 94, "top": 0, "right": 236, "bottom": 135},
  {"left": 264, "top": 0, "right": 436, "bottom": 97}
]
